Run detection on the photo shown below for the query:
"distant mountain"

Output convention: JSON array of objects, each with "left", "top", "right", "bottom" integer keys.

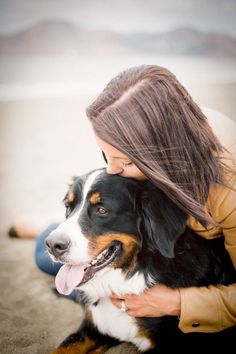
[
  {"left": 0, "top": 21, "right": 128, "bottom": 56},
  {"left": 0, "top": 21, "right": 236, "bottom": 58},
  {"left": 126, "top": 27, "right": 236, "bottom": 57}
]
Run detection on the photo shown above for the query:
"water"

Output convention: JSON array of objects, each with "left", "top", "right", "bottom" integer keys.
[{"left": 0, "top": 54, "right": 236, "bottom": 100}]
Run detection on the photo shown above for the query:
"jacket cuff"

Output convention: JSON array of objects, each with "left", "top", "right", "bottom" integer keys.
[{"left": 179, "top": 286, "right": 222, "bottom": 333}]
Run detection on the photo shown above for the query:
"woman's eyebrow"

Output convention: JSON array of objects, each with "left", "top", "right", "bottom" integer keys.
[
  {"left": 114, "top": 156, "right": 131, "bottom": 160},
  {"left": 105, "top": 153, "right": 130, "bottom": 160}
]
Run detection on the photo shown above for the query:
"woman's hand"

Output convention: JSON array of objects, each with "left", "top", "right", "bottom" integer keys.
[{"left": 110, "top": 283, "right": 181, "bottom": 318}]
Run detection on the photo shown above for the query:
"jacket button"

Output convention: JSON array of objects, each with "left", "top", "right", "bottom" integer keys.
[{"left": 192, "top": 322, "right": 200, "bottom": 327}]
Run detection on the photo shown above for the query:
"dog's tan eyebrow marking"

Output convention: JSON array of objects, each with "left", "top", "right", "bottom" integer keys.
[
  {"left": 89, "top": 192, "right": 101, "bottom": 205},
  {"left": 67, "top": 192, "right": 75, "bottom": 203}
]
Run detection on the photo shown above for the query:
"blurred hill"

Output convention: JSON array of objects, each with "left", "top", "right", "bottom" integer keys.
[
  {"left": 0, "top": 21, "right": 236, "bottom": 58},
  {"left": 0, "top": 22, "right": 129, "bottom": 56}
]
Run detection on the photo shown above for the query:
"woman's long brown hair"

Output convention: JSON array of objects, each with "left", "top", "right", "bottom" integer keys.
[{"left": 86, "top": 65, "right": 232, "bottom": 227}]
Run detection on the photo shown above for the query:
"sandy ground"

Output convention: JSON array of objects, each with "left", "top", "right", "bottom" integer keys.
[{"left": 0, "top": 83, "right": 235, "bottom": 354}]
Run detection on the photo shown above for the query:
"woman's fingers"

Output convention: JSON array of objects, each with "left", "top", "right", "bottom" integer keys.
[
  {"left": 110, "top": 296, "right": 123, "bottom": 308},
  {"left": 109, "top": 285, "right": 180, "bottom": 318}
]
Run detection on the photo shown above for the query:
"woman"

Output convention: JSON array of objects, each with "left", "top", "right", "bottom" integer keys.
[
  {"left": 85, "top": 64, "right": 236, "bottom": 333},
  {"left": 10, "top": 64, "right": 236, "bottom": 333}
]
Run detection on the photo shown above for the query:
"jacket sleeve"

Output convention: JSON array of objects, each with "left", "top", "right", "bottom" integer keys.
[
  {"left": 179, "top": 284, "right": 236, "bottom": 333},
  {"left": 179, "top": 172, "right": 236, "bottom": 333}
]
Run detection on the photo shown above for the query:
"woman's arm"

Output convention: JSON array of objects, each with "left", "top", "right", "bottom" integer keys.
[
  {"left": 110, "top": 283, "right": 236, "bottom": 333},
  {"left": 180, "top": 172, "right": 236, "bottom": 333}
]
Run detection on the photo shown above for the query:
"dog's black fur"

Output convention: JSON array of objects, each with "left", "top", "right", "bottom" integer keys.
[{"left": 46, "top": 169, "right": 236, "bottom": 354}]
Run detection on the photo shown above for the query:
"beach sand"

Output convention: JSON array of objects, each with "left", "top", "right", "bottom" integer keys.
[{"left": 0, "top": 82, "right": 235, "bottom": 354}]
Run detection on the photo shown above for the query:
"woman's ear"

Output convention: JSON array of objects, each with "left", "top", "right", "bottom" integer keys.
[{"left": 138, "top": 184, "right": 187, "bottom": 258}]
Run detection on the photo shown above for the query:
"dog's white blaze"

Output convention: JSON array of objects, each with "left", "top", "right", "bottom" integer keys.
[{"left": 51, "top": 169, "right": 103, "bottom": 263}]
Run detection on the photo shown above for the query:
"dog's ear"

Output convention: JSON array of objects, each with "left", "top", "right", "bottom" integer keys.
[{"left": 137, "top": 183, "right": 187, "bottom": 258}]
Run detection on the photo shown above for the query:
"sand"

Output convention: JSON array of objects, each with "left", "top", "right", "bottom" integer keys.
[{"left": 0, "top": 83, "right": 235, "bottom": 354}]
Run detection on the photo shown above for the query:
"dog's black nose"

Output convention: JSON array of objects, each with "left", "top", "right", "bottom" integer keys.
[{"left": 45, "top": 233, "right": 71, "bottom": 257}]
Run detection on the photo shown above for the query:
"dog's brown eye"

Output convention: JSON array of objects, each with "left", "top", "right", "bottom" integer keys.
[{"left": 97, "top": 207, "right": 108, "bottom": 216}]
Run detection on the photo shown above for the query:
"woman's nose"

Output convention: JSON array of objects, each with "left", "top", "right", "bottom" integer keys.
[{"left": 106, "top": 162, "right": 123, "bottom": 175}]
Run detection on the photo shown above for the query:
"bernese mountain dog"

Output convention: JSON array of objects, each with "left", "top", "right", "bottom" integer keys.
[{"left": 46, "top": 168, "right": 236, "bottom": 354}]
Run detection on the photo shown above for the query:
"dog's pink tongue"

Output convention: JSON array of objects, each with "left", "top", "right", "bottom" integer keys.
[{"left": 55, "top": 264, "right": 86, "bottom": 295}]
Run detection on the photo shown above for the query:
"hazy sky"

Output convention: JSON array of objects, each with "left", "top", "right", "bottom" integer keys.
[{"left": 0, "top": 0, "right": 236, "bottom": 36}]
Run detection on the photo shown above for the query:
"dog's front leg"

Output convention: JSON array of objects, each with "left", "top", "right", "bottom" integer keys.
[{"left": 51, "top": 317, "right": 120, "bottom": 354}]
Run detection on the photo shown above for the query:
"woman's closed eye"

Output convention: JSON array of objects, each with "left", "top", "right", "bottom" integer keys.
[{"left": 122, "top": 161, "right": 133, "bottom": 167}]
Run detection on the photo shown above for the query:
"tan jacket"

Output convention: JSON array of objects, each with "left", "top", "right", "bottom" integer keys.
[{"left": 179, "top": 108, "right": 236, "bottom": 333}]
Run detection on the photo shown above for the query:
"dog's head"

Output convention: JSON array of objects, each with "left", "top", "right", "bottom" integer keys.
[{"left": 46, "top": 168, "right": 186, "bottom": 295}]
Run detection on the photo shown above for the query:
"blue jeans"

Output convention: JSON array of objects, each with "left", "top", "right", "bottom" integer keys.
[{"left": 34, "top": 223, "right": 77, "bottom": 301}]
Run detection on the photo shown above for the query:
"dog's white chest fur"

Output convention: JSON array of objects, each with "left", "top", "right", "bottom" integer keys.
[
  {"left": 91, "top": 298, "right": 151, "bottom": 351},
  {"left": 80, "top": 267, "right": 152, "bottom": 352}
]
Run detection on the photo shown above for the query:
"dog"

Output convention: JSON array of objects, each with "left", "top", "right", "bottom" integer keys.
[{"left": 46, "top": 168, "right": 236, "bottom": 353}]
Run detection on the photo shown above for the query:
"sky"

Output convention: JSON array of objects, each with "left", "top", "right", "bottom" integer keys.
[{"left": 0, "top": 0, "right": 236, "bottom": 37}]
